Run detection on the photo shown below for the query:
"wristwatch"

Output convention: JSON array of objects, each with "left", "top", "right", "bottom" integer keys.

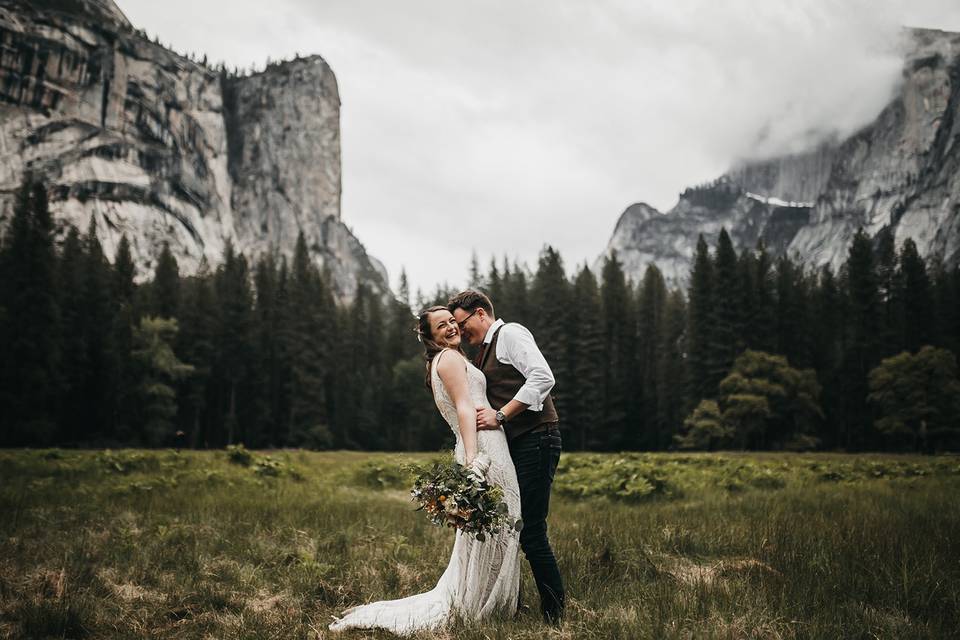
[{"left": 495, "top": 410, "right": 506, "bottom": 425}]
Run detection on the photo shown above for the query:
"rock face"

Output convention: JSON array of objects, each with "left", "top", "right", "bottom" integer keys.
[
  {"left": 0, "top": 0, "right": 388, "bottom": 300},
  {"left": 601, "top": 27, "right": 960, "bottom": 288}
]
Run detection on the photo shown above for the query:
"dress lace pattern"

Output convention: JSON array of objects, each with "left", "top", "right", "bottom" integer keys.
[{"left": 329, "top": 349, "right": 522, "bottom": 635}]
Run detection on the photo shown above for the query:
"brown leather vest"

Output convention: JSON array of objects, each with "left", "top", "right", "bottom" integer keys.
[{"left": 479, "top": 324, "right": 559, "bottom": 439}]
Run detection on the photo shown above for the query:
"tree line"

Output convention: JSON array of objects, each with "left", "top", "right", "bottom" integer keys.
[
  {"left": 0, "top": 178, "right": 439, "bottom": 450},
  {"left": 2, "top": 177, "right": 958, "bottom": 452}
]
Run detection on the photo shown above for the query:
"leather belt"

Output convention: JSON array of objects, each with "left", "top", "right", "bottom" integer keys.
[{"left": 530, "top": 422, "right": 560, "bottom": 434}]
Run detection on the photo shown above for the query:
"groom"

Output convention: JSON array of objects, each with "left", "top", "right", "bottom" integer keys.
[{"left": 448, "top": 290, "right": 565, "bottom": 624}]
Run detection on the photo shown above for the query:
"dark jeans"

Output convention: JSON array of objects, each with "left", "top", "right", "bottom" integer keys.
[{"left": 509, "top": 425, "right": 565, "bottom": 622}]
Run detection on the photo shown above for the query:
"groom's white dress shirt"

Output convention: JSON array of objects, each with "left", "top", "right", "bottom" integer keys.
[{"left": 482, "top": 318, "right": 555, "bottom": 412}]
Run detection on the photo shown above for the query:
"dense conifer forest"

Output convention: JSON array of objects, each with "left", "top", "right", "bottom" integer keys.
[{"left": 2, "top": 178, "right": 958, "bottom": 452}]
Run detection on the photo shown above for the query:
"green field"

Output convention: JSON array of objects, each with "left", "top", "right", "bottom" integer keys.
[{"left": 1, "top": 449, "right": 958, "bottom": 639}]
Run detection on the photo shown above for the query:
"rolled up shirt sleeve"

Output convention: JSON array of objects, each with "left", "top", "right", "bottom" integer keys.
[{"left": 495, "top": 323, "right": 555, "bottom": 411}]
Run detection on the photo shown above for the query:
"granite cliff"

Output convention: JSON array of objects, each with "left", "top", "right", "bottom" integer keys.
[
  {"left": 0, "top": 0, "right": 388, "bottom": 300},
  {"left": 602, "top": 27, "right": 960, "bottom": 287}
]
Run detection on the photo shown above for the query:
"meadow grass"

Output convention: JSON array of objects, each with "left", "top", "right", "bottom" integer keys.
[{"left": 0, "top": 448, "right": 957, "bottom": 639}]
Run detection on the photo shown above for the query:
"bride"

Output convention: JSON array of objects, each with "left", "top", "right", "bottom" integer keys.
[{"left": 329, "top": 306, "right": 522, "bottom": 634}]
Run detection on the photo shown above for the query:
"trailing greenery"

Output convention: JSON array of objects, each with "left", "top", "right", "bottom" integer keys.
[
  {"left": 0, "top": 450, "right": 957, "bottom": 638},
  {"left": 2, "top": 176, "right": 960, "bottom": 451}
]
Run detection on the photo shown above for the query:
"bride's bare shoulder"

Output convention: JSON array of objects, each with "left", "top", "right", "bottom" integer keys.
[{"left": 435, "top": 349, "right": 468, "bottom": 377}]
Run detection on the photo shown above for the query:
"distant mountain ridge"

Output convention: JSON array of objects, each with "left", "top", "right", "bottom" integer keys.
[
  {"left": 0, "top": 0, "right": 389, "bottom": 300},
  {"left": 601, "top": 27, "right": 960, "bottom": 287}
]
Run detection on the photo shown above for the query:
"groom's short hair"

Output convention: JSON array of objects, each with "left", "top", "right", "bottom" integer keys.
[{"left": 448, "top": 290, "right": 494, "bottom": 317}]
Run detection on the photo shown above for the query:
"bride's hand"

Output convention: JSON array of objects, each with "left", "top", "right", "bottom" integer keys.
[{"left": 467, "top": 452, "right": 491, "bottom": 481}]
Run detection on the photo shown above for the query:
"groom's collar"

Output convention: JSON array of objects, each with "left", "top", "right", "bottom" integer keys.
[{"left": 483, "top": 318, "right": 505, "bottom": 345}]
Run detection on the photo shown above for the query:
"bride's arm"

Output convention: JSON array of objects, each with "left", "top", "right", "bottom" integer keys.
[{"left": 436, "top": 352, "right": 479, "bottom": 465}]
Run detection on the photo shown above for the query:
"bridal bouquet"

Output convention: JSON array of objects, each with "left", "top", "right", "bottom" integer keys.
[{"left": 409, "top": 455, "right": 522, "bottom": 541}]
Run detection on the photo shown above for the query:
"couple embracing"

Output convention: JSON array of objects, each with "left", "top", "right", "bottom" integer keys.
[{"left": 330, "top": 290, "right": 565, "bottom": 634}]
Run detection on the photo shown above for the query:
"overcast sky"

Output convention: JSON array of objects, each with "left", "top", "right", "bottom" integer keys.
[{"left": 122, "top": 1, "right": 960, "bottom": 299}]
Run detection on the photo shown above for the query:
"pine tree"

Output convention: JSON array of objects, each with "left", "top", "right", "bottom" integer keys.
[
  {"left": 336, "top": 283, "right": 386, "bottom": 449},
  {"left": 709, "top": 229, "right": 743, "bottom": 386},
  {"left": 568, "top": 266, "right": 604, "bottom": 450},
  {"left": 738, "top": 248, "right": 758, "bottom": 349},
  {"left": 213, "top": 241, "right": 255, "bottom": 445},
  {"left": 657, "top": 290, "right": 688, "bottom": 448},
  {"left": 495, "top": 257, "right": 513, "bottom": 319},
  {"left": 846, "top": 229, "right": 881, "bottom": 356},
  {"left": 811, "top": 265, "right": 843, "bottom": 448},
  {"left": 599, "top": 252, "right": 634, "bottom": 449},
  {"left": 637, "top": 264, "right": 668, "bottom": 449},
  {"left": 502, "top": 260, "right": 531, "bottom": 324},
  {"left": 80, "top": 217, "right": 118, "bottom": 441},
  {"left": 0, "top": 178, "right": 61, "bottom": 446},
  {"left": 468, "top": 250, "right": 483, "bottom": 289},
  {"left": 252, "top": 252, "right": 281, "bottom": 446},
  {"left": 57, "top": 226, "right": 88, "bottom": 443},
  {"left": 931, "top": 260, "right": 959, "bottom": 357},
  {"left": 749, "top": 240, "right": 777, "bottom": 352},
  {"left": 486, "top": 258, "right": 504, "bottom": 313},
  {"left": 152, "top": 241, "right": 180, "bottom": 318},
  {"left": 841, "top": 228, "right": 882, "bottom": 449},
  {"left": 398, "top": 269, "right": 412, "bottom": 309},
  {"left": 686, "top": 235, "right": 714, "bottom": 407},
  {"left": 286, "top": 234, "right": 335, "bottom": 448},
  {"left": 530, "top": 247, "right": 570, "bottom": 419},
  {"left": 951, "top": 265, "right": 960, "bottom": 358},
  {"left": 331, "top": 304, "right": 357, "bottom": 447},
  {"left": 361, "top": 288, "right": 387, "bottom": 446},
  {"left": 113, "top": 235, "right": 137, "bottom": 302},
  {"left": 270, "top": 257, "right": 293, "bottom": 445},
  {"left": 109, "top": 236, "right": 137, "bottom": 441},
  {"left": 875, "top": 227, "right": 901, "bottom": 357},
  {"left": 774, "top": 255, "right": 812, "bottom": 368},
  {"left": 382, "top": 270, "right": 419, "bottom": 450},
  {"left": 898, "top": 238, "right": 934, "bottom": 352},
  {"left": 385, "top": 269, "right": 417, "bottom": 367},
  {"left": 176, "top": 262, "right": 217, "bottom": 447}
]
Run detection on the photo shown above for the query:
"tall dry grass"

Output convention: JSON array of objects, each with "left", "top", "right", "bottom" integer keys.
[{"left": 0, "top": 449, "right": 957, "bottom": 639}]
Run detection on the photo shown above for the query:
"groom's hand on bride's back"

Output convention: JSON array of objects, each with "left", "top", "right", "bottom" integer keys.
[{"left": 476, "top": 407, "right": 500, "bottom": 429}]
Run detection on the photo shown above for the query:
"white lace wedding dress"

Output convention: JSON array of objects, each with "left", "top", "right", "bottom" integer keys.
[{"left": 329, "top": 349, "right": 522, "bottom": 635}]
